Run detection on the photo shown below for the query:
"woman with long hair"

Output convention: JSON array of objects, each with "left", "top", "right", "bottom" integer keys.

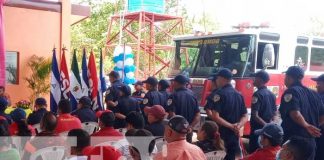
[
  {"left": 195, "top": 121, "right": 225, "bottom": 153},
  {"left": 9, "top": 108, "right": 34, "bottom": 136}
]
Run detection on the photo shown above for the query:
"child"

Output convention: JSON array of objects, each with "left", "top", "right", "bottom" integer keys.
[{"left": 195, "top": 121, "right": 225, "bottom": 153}]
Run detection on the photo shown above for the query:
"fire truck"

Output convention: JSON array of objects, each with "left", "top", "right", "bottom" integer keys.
[{"left": 172, "top": 28, "right": 324, "bottom": 135}]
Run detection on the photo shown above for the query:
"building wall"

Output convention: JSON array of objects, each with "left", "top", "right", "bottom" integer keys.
[{"left": 3, "top": 6, "right": 62, "bottom": 105}]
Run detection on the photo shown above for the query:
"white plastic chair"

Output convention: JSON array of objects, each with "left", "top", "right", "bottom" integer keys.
[
  {"left": 205, "top": 150, "right": 226, "bottom": 160},
  {"left": 30, "top": 146, "right": 65, "bottom": 160},
  {"left": 81, "top": 122, "right": 99, "bottom": 134},
  {"left": 11, "top": 137, "right": 24, "bottom": 157},
  {"left": 33, "top": 123, "right": 42, "bottom": 134}
]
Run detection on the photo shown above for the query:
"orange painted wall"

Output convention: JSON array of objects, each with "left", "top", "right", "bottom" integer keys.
[{"left": 3, "top": 6, "right": 61, "bottom": 105}]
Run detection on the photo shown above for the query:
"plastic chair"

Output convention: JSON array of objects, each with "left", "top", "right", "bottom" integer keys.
[
  {"left": 205, "top": 150, "right": 226, "bottom": 160},
  {"left": 81, "top": 122, "right": 99, "bottom": 134},
  {"left": 153, "top": 137, "right": 165, "bottom": 152},
  {"left": 30, "top": 146, "right": 65, "bottom": 160},
  {"left": 33, "top": 123, "right": 42, "bottom": 134}
]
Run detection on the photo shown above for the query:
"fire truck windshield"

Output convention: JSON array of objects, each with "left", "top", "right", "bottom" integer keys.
[{"left": 174, "top": 35, "right": 255, "bottom": 78}]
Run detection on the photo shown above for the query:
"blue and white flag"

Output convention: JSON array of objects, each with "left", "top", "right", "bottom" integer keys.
[
  {"left": 81, "top": 48, "right": 89, "bottom": 97},
  {"left": 50, "top": 48, "right": 61, "bottom": 113},
  {"left": 97, "top": 49, "right": 107, "bottom": 110},
  {"left": 70, "top": 50, "right": 83, "bottom": 111}
]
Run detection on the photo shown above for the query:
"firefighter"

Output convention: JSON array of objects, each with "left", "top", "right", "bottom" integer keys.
[
  {"left": 204, "top": 75, "right": 220, "bottom": 119},
  {"left": 105, "top": 71, "right": 124, "bottom": 109},
  {"left": 249, "top": 70, "right": 277, "bottom": 153},
  {"left": 166, "top": 74, "right": 201, "bottom": 143},
  {"left": 132, "top": 81, "right": 145, "bottom": 98},
  {"left": 209, "top": 68, "right": 248, "bottom": 160},
  {"left": 311, "top": 74, "right": 324, "bottom": 160},
  {"left": 279, "top": 66, "right": 324, "bottom": 160},
  {"left": 158, "top": 79, "right": 171, "bottom": 108}
]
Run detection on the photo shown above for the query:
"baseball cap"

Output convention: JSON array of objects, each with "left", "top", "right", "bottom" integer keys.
[
  {"left": 251, "top": 70, "right": 270, "bottom": 83},
  {"left": 79, "top": 96, "right": 92, "bottom": 107},
  {"left": 171, "top": 74, "right": 189, "bottom": 84},
  {"left": 167, "top": 115, "right": 190, "bottom": 134},
  {"left": 134, "top": 81, "right": 143, "bottom": 86},
  {"left": 142, "top": 77, "right": 158, "bottom": 86},
  {"left": 11, "top": 108, "right": 26, "bottom": 122},
  {"left": 117, "top": 85, "right": 131, "bottom": 96},
  {"left": 0, "top": 97, "right": 8, "bottom": 111},
  {"left": 108, "top": 71, "right": 120, "bottom": 79},
  {"left": 96, "top": 110, "right": 113, "bottom": 119},
  {"left": 209, "top": 68, "right": 233, "bottom": 81},
  {"left": 144, "top": 105, "right": 166, "bottom": 120},
  {"left": 158, "top": 79, "right": 170, "bottom": 89},
  {"left": 255, "top": 123, "right": 284, "bottom": 143},
  {"left": 311, "top": 74, "right": 324, "bottom": 82},
  {"left": 35, "top": 97, "right": 47, "bottom": 106},
  {"left": 284, "top": 66, "right": 304, "bottom": 80},
  {"left": 83, "top": 146, "right": 122, "bottom": 160}
]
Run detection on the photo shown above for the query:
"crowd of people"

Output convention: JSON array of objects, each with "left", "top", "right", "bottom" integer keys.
[{"left": 0, "top": 65, "right": 323, "bottom": 160}]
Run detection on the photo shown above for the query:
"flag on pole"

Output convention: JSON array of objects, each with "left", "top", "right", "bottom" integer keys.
[
  {"left": 60, "top": 48, "right": 70, "bottom": 100},
  {"left": 70, "top": 49, "right": 83, "bottom": 111},
  {"left": 97, "top": 49, "right": 107, "bottom": 110},
  {"left": 50, "top": 48, "right": 61, "bottom": 113},
  {"left": 88, "top": 51, "right": 99, "bottom": 110},
  {"left": 81, "top": 48, "right": 89, "bottom": 97}
]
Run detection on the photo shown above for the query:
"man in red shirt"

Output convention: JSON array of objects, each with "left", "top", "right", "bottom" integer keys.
[
  {"left": 241, "top": 123, "right": 283, "bottom": 160},
  {"left": 55, "top": 99, "right": 82, "bottom": 134},
  {"left": 91, "top": 110, "right": 123, "bottom": 137}
]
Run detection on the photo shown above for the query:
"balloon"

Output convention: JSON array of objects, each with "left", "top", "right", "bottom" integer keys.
[
  {"left": 126, "top": 72, "right": 135, "bottom": 78},
  {"left": 125, "top": 59, "right": 134, "bottom": 66},
  {"left": 116, "top": 61, "right": 123, "bottom": 69},
  {"left": 125, "top": 46, "right": 132, "bottom": 54},
  {"left": 113, "top": 46, "right": 123, "bottom": 57}
]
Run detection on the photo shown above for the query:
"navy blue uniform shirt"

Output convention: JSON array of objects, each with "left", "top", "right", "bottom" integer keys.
[
  {"left": 166, "top": 87, "right": 200, "bottom": 124},
  {"left": 211, "top": 84, "right": 247, "bottom": 136},
  {"left": 27, "top": 108, "right": 47, "bottom": 125},
  {"left": 279, "top": 82, "right": 324, "bottom": 140},
  {"left": 113, "top": 96, "right": 141, "bottom": 128},
  {"left": 159, "top": 90, "right": 170, "bottom": 108},
  {"left": 132, "top": 90, "right": 146, "bottom": 98},
  {"left": 205, "top": 88, "right": 219, "bottom": 111},
  {"left": 142, "top": 90, "right": 165, "bottom": 108},
  {"left": 71, "top": 107, "right": 97, "bottom": 123},
  {"left": 105, "top": 80, "right": 124, "bottom": 102},
  {"left": 250, "top": 86, "right": 277, "bottom": 132}
]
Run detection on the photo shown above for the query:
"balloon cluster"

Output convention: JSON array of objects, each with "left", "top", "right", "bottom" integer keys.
[{"left": 113, "top": 46, "right": 136, "bottom": 84}]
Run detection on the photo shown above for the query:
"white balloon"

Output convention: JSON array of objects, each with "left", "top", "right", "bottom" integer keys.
[
  {"left": 116, "top": 61, "right": 123, "bottom": 69},
  {"left": 125, "top": 58, "right": 134, "bottom": 66},
  {"left": 118, "top": 71, "right": 123, "bottom": 78},
  {"left": 113, "top": 46, "right": 123, "bottom": 57},
  {"left": 125, "top": 46, "right": 132, "bottom": 55},
  {"left": 126, "top": 72, "right": 134, "bottom": 78}
]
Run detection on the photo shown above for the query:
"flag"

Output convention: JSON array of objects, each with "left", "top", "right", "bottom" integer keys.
[
  {"left": 97, "top": 49, "right": 107, "bottom": 110},
  {"left": 0, "top": 0, "right": 5, "bottom": 86},
  {"left": 60, "top": 48, "right": 70, "bottom": 100},
  {"left": 50, "top": 48, "right": 61, "bottom": 113},
  {"left": 81, "top": 48, "right": 89, "bottom": 97},
  {"left": 88, "top": 51, "right": 98, "bottom": 110},
  {"left": 70, "top": 49, "right": 83, "bottom": 111}
]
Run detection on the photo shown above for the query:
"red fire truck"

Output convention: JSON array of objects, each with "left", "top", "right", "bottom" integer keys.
[{"left": 172, "top": 29, "right": 324, "bottom": 135}]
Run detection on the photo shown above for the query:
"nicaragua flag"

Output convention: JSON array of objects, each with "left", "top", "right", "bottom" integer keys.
[
  {"left": 50, "top": 48, "right": 61, "bottom": 113},
  {"left": 70, "top": 50, "right": 83, "bottom": 111},
  {"left": 88, "top": 51, "right": 99, "bottom": 111},
  {"left": 97, "top": 49, "right": 107, "bottom": 111},
  {"left": 60, "top": 48, "right": 70, "bottom": 100},
  {"left": 81, "top": 48, "right": 89, "bottom": 97}
]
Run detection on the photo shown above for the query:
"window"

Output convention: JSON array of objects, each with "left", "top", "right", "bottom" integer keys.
[
  {"left": 6, "top": 51, "right": 19, "bottom": 84},
  {"left": 256, "top": 42, "right": 279, "bottom": 69},
  {"left": 310, "top": 48, "right": 324, "bottom": 71},
  {"left": 294, "top": 46, "right": 308, "bottom": 70}
]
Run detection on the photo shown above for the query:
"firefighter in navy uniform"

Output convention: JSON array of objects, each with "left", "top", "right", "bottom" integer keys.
[
  {"left": 132, "top": 81, "right": 145, "bottom": 98},
  {"left": 105, "top": 71, "right": 124, "bottom": 110},
  {"left": 158, "top": 79, "right": 171, "bottom": 108},
  {"left": 166, "top": 74, "right": 201, "bottom": 142},
  {"left": 209, "top": 68, "right": 248, "bottom": 160},
  {"left": 279, "top": 66, "right": 324, "bottom": 160},
  {"left": 204, "top": 75, "right": 220, "bottom": 120},
  {"left": 311, "top": 74, "right": 324, "bottom": 160},
  {"left": 249, "top": 70, "right": 277, "bottom": 153}
]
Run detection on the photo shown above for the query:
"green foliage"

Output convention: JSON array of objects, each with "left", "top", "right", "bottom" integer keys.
[{"left": 24, "top": 55, "right": 51, "bottom": 103}]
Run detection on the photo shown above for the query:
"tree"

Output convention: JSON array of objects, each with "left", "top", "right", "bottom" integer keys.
[{"left": 24, "top": 55, "right": 51, "bottom": 104}]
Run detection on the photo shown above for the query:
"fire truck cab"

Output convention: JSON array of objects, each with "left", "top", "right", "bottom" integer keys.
[{"left": 172, "top": 29, "right": 324, "bottom": 135}]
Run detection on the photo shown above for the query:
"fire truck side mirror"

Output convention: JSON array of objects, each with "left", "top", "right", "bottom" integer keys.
[{"left": 262, "top": 44, "right": 275, "bottom": 68}]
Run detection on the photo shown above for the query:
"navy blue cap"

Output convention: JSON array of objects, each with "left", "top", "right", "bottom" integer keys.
[
  {"left": 167, "top": 115, "right": 190, "bottom": 134},
  {"left": 79, "top": 96, "right": 92, "bottom": 107},
  {"left": 11, "top": 108, "right": 26, "bottom": 122},
  {"left": 251, "top": 70, "right": 270, "bottom": 83},
  {"left": 171, "top": 74, "right": 189, "bottom": 84},
  {"left": 108, "top": 71, "right": 120, "bottom": 79},
  {"left": 255, "top": 123, "right": 284, "bottom": 143},
  {"left": 142, "top": 77, "right": 158, "bottom": 86},
  {"left": 118, "top": 85, "right": 131, "bottom": 96},
  {"left": 209, "top": 68, "right": 233, "bottom": 80},
  {"left": 35, "top": 97, "right": 47, "bottom": 106},
  {"left": 0, "top": 97, "right": 8, "bottom": 111},
  {"left": 158, "top": 79, "right": 170, "bottom": 89},
  {"left": 311, "top": 74, "right": 324, "bottom": 82},
  {"left": 284, "top": 66, "right": 304, "bottom": 80}
]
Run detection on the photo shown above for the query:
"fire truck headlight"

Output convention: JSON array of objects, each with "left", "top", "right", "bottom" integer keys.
[{"left": 231, "top": 80, "right": 236, "bottom": 88}]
